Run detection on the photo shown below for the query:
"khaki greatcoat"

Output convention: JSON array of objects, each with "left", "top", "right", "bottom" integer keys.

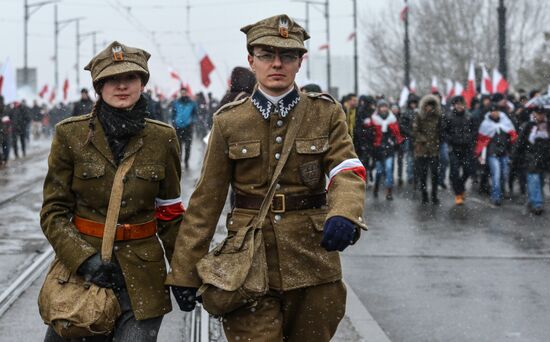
[
  {"left": 166, "top": 88, "right": 367, "bottom": 291},
  {"left": 40, "top": 114, "right": 182, "bottom": 320}
]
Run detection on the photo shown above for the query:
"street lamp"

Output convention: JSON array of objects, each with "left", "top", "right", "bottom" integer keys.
[{"left": 23, "top": 0, "right": 58, "bottom": 85}]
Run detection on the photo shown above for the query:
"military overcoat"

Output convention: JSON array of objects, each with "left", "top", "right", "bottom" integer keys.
[
  {"left": 40, "top": 114, "right": 182, "bottom": 320},
  {"left": 166, "top": 87, "right": 367, "bottom": 291}
]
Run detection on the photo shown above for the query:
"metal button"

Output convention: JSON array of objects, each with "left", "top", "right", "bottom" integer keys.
[
  {"left": 82, "top": 172, "right": 88, "bottom": 177},
  {"left": 310, "top": 145, "right": 317, "bottom": 151},
  {"left": 276, "top": 120, "right": 284, "bottom": 127},
  {"left": 275, "top": 153, "right": 281, "bottom": 160},
  {"left": 275, "top": 136, "right": 283, "bottom": 144},
  {"left": 242, "top": 148, "right": 248, "bottom": 154},
  {"left": 120, "top": 200, "right": 127, "bottom": 208},
  {"left": 274, "top": 214, "right": 282, "bottom": 222},
  {"left": 152, "top": 174, "right": 158, "bottom": 180},
  {"left": 275, "top": 183, "right": 281, "bottom": 190}
]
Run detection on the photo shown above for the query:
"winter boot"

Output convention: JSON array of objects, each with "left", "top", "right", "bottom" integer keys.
[
  {"left": 455, "top": 193, "right": 464, "bottom": 205},
  {"left": 386, "top": 188, "right": 393, "bottom": 201}
]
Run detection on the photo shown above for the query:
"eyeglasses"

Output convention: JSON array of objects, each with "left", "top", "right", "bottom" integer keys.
[{"left": 253, "top": 52, "right": 300, "bottom": 64}]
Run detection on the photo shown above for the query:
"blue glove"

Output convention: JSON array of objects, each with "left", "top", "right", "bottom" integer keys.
[
  {"left": 171, "top": 286, "right": 201, "bottom": 312},
  {"left": 321, "top": 216, "right": 357, "bottom": 252}
]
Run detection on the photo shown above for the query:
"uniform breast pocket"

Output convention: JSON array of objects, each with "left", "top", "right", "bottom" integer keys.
[
  {"left": 73, "top": 162, "right": 107, "bottom": 197},
  {"left": 228, "top": 140, "right": 264, "bottom": 186},
  {"left": 294, "top": 137, "right": 329, "bottom": 189},
  {"left": 134, "top": 164, "right": 166, "bottom": 199}
]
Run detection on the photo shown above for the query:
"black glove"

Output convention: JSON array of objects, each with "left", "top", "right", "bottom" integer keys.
[
  {"left": 320, "top": 216, "right": 357, "bottom": 252},
  {"left": 171, "top": 286, "right": 200, "bottom": 312},
  {"left": 77, "top": 253, "right": 125, "bottom": 290}
]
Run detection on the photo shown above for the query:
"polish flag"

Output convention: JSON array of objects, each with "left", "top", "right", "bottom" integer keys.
[
  {"left": 409, "top": 79, "right": 417, "bottom": 94},
  {"left": 400, "top": 3, "right": 409, "bottom": 22},
  {"left": 319, "top": 43, "right": 329, "bottom": 51},
  {"left": 446, "top": 79, "right": 455, "bottom": 99},
  {"left": 464, "top": 62, "right": 476, "bottom": 108},
  {"left": 481, "top": 64, "right": 492, "bottom": 95},
  {"left": 431, "top": 76, "right": 438, "bottom": 93},
  {"left": 347, "top": 32, "right": 356, "bottom": 42},
  {"left": 492, "top": 68, "right": 508, "bottom": 94},
  {"left": 49, "top": 89, "right": 56, "bottom": 103},
  {"left": 169, "top": 69, "right": 182, "bottom": 82},
  {"left": 454, "top": 81, "right": 464, "bottom": 98},
  {"left": 199, "top": 49, "right": 215, "bottom": 88},
  {"left": 398, "top": 85, "right": 410, "bottom": 108},
  {"left": 62, "top": 78, "right": 69, "bottom": 101},
  {"left": 38, "top": 84, "right": 49, "bottom": 98}
]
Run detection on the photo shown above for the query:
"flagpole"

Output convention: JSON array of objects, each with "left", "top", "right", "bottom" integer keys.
[
  {"left": 352, "top": 0, "right": 358, "bottom": 94},
  {"left": 403, "top": 0, "right": 410, "bottom": 88}
]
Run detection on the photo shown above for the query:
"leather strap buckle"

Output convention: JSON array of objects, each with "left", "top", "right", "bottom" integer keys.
[
  {"left": 117, "top": 223, "right": 132, "bottom": 240},
  {"left": 271, "top": 194, "right": 286, "bottom": 213}
]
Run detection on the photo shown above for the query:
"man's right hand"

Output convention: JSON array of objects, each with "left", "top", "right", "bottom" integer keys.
[{"left": 171, "top": 286, "right": 200, "bottom": 312}]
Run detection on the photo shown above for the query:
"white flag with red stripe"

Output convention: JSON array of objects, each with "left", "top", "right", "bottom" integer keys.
[
  {"left": 492, "top": 68, "right": 508, "bottom": 94},
  {"left": 454, "top": 81, "right": 464, "bottom": 98},
  {"left": 464, "top": 62, "right": 476, "bottom": 108},
  {"left": 446, "top": 79, "right": 455, "bottom": 99},
  {"left": 431, "top": 76, "right": 438, "bottom": 93},
  {"left": 481, "top": 64, "right": 492, "bottom": 95},
  {"left": 398, "top": 85, "right": 410, "bottom": 108},
  {"left": 409, "top": 79, "right": 417, "bottom": 94},
  {"left": 62, "top": 78, "right": 69, "bottom": 101}
]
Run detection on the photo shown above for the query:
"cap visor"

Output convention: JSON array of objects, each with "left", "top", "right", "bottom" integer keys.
[{"left": 95, "top": 62, "right": 148, "bottom": 82}]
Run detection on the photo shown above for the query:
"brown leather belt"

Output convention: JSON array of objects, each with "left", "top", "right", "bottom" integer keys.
[
  {"left": 73, "top": 215, "right": 157, "bottom": 241},
  {"left": 235, "top": 193, "right": 327, "bottom": 213}
]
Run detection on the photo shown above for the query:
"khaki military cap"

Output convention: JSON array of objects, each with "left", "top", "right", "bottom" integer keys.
[
  {"left": 241, "top": 14, "right": 310, "bottom": 53},
  {"left": 84, "top": 41, "right": 151, "bottom": 87}
]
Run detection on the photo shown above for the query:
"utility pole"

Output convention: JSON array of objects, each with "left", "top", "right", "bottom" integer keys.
[
  {"left": 54, "top": 5, "right": 83, "bottom": 91},
  {"left": 403, "top": 0, "right": 410, "bottom": 88},
  {"left": 293, "top": 0, "right": 331, "bottom": 90},
  {"left": 352, "top": 0, "right": 358, "bottom": 94},
  {"left": 497, "top": 0, "right": 507, "bottom": 79},
  {"left": 23, "top": 0, "right": 57, "bottom": 85},
  {"left": 305, "top": 3, "right": 311, "bottom": 79},
  {"left": 80, "top": 31, "right": 101, "bottom": 56}
]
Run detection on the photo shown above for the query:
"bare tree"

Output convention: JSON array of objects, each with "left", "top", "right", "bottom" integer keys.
[{"left": 362, "top": 0, "right": 550, "bottom": 97}]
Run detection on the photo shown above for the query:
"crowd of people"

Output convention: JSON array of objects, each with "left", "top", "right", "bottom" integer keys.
[
  {"left": 339, "top": 88, "right": 549, "bottom": 215},
  {"left": 0, "top": 87, "right": 220, "bottom": 169}
]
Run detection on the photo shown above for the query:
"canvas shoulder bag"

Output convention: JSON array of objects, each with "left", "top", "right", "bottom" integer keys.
[
  {"left": 38, "top": 154, "right": 136, "bottom": 338},
  {"left": 196, "top": 99, "right": 307, "bottom": 316}
]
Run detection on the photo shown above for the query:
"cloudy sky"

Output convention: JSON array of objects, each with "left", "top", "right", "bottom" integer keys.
[{"left": 0, "top": 0, "right": 390, "bottom": 100}]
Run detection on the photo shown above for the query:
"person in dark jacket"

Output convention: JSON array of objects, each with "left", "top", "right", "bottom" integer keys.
[
  {"left": 353, "top": 95, "right": 376, "bottom": 171},
  {"left": 0, "top": 95, "right": 7, "bottom": 166},
  {"left": 399, "top": 94, "right": 419, "bottom": 185},
  {"left": 219, "top": 66, "right": 256, "bottom": 107},
  {"left": 413, "top": 94, "right": 442, "bottom": 204},
  {"left": 143, "top": 89, "right": 163, "bottom": 121},
  {"left": 72, "top": 88, "right": 95, "bottom": 116},
  {"left": 365, "top": 99, "right": 404, "bottom": 200},
  {"left": 8, "top": 101, "right": 30, "bottom": 158},
  {"left": 512, "top": 107, "right": 549, "bottom": 214},
  {"left": 444, "top": 96, "right": 476, "bottom": 205},
  {"left": 170, "top": 88, "right": 198, "bottom": 169}
]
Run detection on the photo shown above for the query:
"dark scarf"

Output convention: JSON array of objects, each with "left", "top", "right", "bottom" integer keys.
[{"left": 97, "top": 95, "right": 147, "bottom": 164}]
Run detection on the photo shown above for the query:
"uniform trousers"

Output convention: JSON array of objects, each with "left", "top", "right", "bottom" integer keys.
[
  {"left": 222, "top": 281, "right": 346, "bottom": 342},
  {"left": 44, "top": 288, "right": 163, "bottom": 342}
]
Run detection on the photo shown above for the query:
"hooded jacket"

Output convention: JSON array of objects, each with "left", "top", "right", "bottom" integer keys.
[{"left": 413, "top": 94, "right": 442, "bottom": 157}]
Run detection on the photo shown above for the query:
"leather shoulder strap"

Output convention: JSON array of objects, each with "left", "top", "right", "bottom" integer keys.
[{"left": 101, "top": 154, "right": 137, "bottom": 262}]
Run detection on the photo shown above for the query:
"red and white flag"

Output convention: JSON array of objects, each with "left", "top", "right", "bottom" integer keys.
[
  {"left": 38, "top": 84, "right": 49, "bottom": 98},
  {"left": 464, "top": 62, "right": 476, "bottom": 108},
  {"left": 481, "top": 64, "right": 492, "bottom": 95},
  {"left": 409, "top": 78, "right": 417, "bottom": 94},
  {"left": 49, "top": 89, "right": 56, "bottom": 103},
  {"left": 400, "top": 2, "right": 409, "bottom": 22},
  {"left": 319, "top": 43, "right": 330, "bottom": 51},
  {"left": 199, "top": 49, "right": 215, "bottom": 88},
  {"left": 398, "top": 85, "right": 410, "bottom": 108},
  {"left": 62, "top": 78, "right": 69, "bottom": 101},
  {"left": 492, "top": 68, "right": 508, "bottom": 94},
  {"left": 169, "top": 69, "right": 182, "bottom": 82},
  {"left": 347, "top": 32, "right": 356, "bottom": 42},
  {"left": 455, "top": 81, "right": 464, "bottom": 97},
  {"left": 446, "top": 79, "right": 455, "bottom": 99},
  {"left": 431, "top": 76, "right": 438, "bottom": 93}
]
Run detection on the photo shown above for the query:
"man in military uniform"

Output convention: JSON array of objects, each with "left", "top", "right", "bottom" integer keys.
[{"left": 166, "top": 14, "right": 367, "bottom": 341}]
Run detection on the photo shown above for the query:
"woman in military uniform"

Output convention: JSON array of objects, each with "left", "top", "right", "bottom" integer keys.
[{"left": 41, "top": 41, "right": 184, "bottom": 341}]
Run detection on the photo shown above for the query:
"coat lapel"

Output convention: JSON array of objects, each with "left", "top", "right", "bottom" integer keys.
[
  {"left": 120, "top": 126, "right": 146, "bottom": 162},
  {"left": 91, "top": 119, "right": 117, "bottom": 167}
]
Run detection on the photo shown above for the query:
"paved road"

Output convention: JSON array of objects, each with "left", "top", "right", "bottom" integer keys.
[{"left": 343, "top": 183, "right": 549, "bottom": 342}]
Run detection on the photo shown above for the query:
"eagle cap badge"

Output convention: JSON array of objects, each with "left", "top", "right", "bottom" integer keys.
[
  {"left": 112, "top": 45, "right": 124, "bottom": 61},
  {"left": 278, "top": 17, "right": 289, "bottom": 38}
]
